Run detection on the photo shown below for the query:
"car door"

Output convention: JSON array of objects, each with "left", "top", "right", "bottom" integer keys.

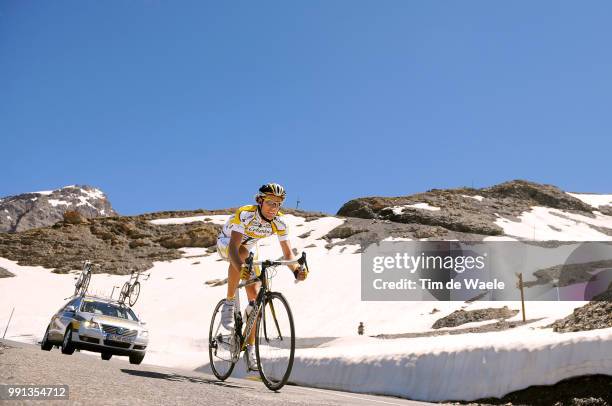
[
  {"left": 47, "top": 310, "right": 63, "bottom": 341},
  {"left": 57, "top": 298, "right": 79, "bottom": 339},
  {"left": 48, "top": 299, "right": 75, "bottom": 341}
]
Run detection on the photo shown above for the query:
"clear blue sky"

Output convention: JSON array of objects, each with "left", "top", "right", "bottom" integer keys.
[{"left": 2, "top": 1, "right": 611, "bottom": 215}]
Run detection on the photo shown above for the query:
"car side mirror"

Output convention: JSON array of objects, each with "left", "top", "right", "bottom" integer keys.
[{"left": 66, "top": 305, "right": 76, "bottom": 313}]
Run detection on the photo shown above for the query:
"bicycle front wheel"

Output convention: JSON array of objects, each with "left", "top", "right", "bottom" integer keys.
[
  {"left": 256, "top": 292, "right": 295, "bottom": 391},
  {"left": 208, "top": 299, "right": 237, "bottom": 381}
]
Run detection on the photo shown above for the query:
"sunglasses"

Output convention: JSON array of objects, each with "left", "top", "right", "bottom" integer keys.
[{"left": 262, "top": 198, "right": 283, "bottom": 209}]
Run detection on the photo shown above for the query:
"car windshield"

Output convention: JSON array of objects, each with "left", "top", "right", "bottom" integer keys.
[{"left": 80, "top": 301, "right": 138, "bottom": 321}]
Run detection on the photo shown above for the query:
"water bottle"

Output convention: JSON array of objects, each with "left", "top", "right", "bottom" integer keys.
[{"left": 244, "top": 300, "right": 255, "bottom": 320}]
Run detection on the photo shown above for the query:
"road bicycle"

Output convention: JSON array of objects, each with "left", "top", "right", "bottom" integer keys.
[
  {"left": 208, "top": 252, "right": 309, "bottom": 391},
  {"left": 118, "top": 269, "right": 150, "bottom": 306},
  {"left": 74, "top": 261, "right": 94, "bottom": 296}
]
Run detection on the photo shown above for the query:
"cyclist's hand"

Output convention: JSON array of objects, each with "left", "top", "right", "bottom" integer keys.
[
  {"left": 293, "top": 265, "right": 308, "bottom": 281},
  {"left": 240, "top": 264, "right": 251, "bottom": 281}
]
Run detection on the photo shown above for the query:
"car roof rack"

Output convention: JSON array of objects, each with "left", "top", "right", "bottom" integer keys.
[{"left": 81, "top": 293, "right": 119, "bottom": 303}]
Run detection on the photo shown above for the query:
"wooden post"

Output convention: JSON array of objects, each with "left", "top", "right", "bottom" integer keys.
[
  {"left": 3, "top": 307, "right": 15, "bottom": 339},
  {"left": 518, "top": 273, "right": 526, "bottom": 322}
]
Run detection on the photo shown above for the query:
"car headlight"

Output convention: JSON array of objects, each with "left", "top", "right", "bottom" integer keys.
[
  {"left": 139, "top": 330, "right": 149, "bottom": 338},
  {"left": 83, "top": 320, "right": 99, "bottom": 329}
]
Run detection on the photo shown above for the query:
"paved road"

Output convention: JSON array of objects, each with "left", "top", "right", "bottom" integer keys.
[{"left": 0, "top": 339, "right": 434, "bottom": 406}]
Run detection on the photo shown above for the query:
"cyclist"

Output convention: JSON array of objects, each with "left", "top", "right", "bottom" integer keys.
[{"left": 216, "top": 182, "right": 308, "bottom": 371}]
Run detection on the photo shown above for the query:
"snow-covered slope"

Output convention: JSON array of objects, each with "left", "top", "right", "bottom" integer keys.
[
  {"left": 490, "top": 206, "right": 612, "bottom": 241},
  {"left": 567, "top": 192, "right": 612, "bottom": 209}
]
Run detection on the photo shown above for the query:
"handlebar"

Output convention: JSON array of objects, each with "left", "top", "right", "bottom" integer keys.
[
  {"left": 245, "top": 251, "right": 308, "bottom": 268},
  {"left": 128, "top": 268, "right": 150, "bottom": 280},
  {"left": 244, "top": 251, "right": 309, "bottom": 285}
]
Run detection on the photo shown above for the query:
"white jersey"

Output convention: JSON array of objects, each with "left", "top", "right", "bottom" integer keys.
[{"left": 218, "top": 205, "right": 289, "bottom": 249}]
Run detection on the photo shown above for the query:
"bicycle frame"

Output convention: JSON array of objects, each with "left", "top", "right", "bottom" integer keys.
[
  {"left": 128, "top": 269, "right": 150, "bottom": 284},
  {"left": 209, "top": 251, "right": 307, "bottom": 389},
  {"left": 74, "top": 261, "right": 94, "bottom": 296},
  {"left": 117, "top": 268, "right": 150, "bottom": 305},
  {"left": 234, "top": 252, "right": 308, "bottom": 352}
]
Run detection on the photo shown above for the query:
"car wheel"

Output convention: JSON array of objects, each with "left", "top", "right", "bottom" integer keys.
[
  {"left": 129, "top": 352, "right": 145, "bottom": 365},
  {"left": 61, "top": 326, "right": 75, "bottom": 355},
  {"left": 101, "top": 352, "right": 112, "bottom": 361},
  {"left": 41, "top": 327, "right": 53, "bottom": 351}
]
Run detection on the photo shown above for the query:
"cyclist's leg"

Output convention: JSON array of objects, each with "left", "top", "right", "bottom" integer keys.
[
  {"left": 218, "top": 238, "right": 250, "bottom": 300},
  {"left": 245, "top": 285, "right": 259, "bottom": 345},
  {"left": 245, "top": 244, "right": 260, "bottom": 345}
]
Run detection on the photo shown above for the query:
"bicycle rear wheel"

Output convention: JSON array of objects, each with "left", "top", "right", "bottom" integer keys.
[
  {"left": 128, "top": 282, "right": 140, "bottom": 306},
  {"left": 119, "top": 282, "right": 130, "bottom": 303},
  {"left": 81, "top": 273, "right": 91, "bottom": 295},
  {"left": 208, "top": 299, "right": 237, "bottom": 380},
  {"left": 256, "top": 292, "right": 295, "bottom": 391},
  {"left": 74, "top": 274, "right": 83, "bottom": 296}
]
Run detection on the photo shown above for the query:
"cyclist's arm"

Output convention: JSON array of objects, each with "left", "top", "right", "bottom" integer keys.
[
  {"left": 279, "top": 239, "right": 300, "bottom": 272},
  {"left": 228, "top": 231, "right": 245, "bottom": 271}
]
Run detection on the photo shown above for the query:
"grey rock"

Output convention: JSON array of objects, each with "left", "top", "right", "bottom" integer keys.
[
  {"left": 548, "top": 301, "right": 612, "bottom": 332},
  {"left": 483, "top": 180, "right": 593, "bottom": 212},
  {"left": 0, "top": 266, "right": 15, "bottom": 278},
  {"left": 432, "top": 306, "right": 519, "bottom": 329},
  {"left": 0, "top": 185, "right": 117, "bottom": 233},
  {"left": 597, "top": 205, "right": 612, "bottom": 216},
  {"left": 322, "top": 217, "right": 486, "bottom": 252},
  {"left": 326, "top": 226, "right": 367, "bottom": 239}
]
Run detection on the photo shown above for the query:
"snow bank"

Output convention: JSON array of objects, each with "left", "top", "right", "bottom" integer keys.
[{"left": 289, "top": 329, "right": 612, "bottom": 402}]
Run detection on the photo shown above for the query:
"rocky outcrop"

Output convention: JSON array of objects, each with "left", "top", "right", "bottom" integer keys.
[
  {"left": 322, "top": 217, "right": 463, "bottom": 252},
  {"left": 0, "top": 203, "right": 329, "bottom": 274},
  {"left": 524, "top": 260, "right": 612, "bottom": 289},
  {"left": 326, "top": 225, "right": 368, "bottom": 239},
  {"left": 63, "top": 210, "right": 89, "bottom": 225},
  {"left": 548, "top": 301, "right": 612, "bottom": 333},
  {"left": 336, "top": 180, "right": 596, "bottom": 237},
  {"left": 483, "top": 180, "right": 593, "bottom": 212},
  {"left": 0, "top": 185, "right": 117, "bottom": 232},
  {"left": 432, "top": 306, "right": 519, "bottom": 329},
  {"left": 158, "top": 226, "right": 218, "bottom": 249},
  {"left": 597, "top": 205, "right": 612, "bottom": 216},
  {"left": 383, "top": 206, "right": 503, "bottom": 236},
  {"left": 0, "top": 213, "right": 221, "bottom": 274},
  {"left": 0, "top": 267, "right": 14, "bottom": 278}
]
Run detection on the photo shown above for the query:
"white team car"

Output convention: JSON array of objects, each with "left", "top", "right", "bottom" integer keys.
[{"left": 41, "top": 295, "right": 149, "bottom": 364}]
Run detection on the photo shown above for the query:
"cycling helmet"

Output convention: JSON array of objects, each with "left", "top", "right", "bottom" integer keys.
[{"left": 256, "top": 183, "right": 286, "bottom": 200}]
